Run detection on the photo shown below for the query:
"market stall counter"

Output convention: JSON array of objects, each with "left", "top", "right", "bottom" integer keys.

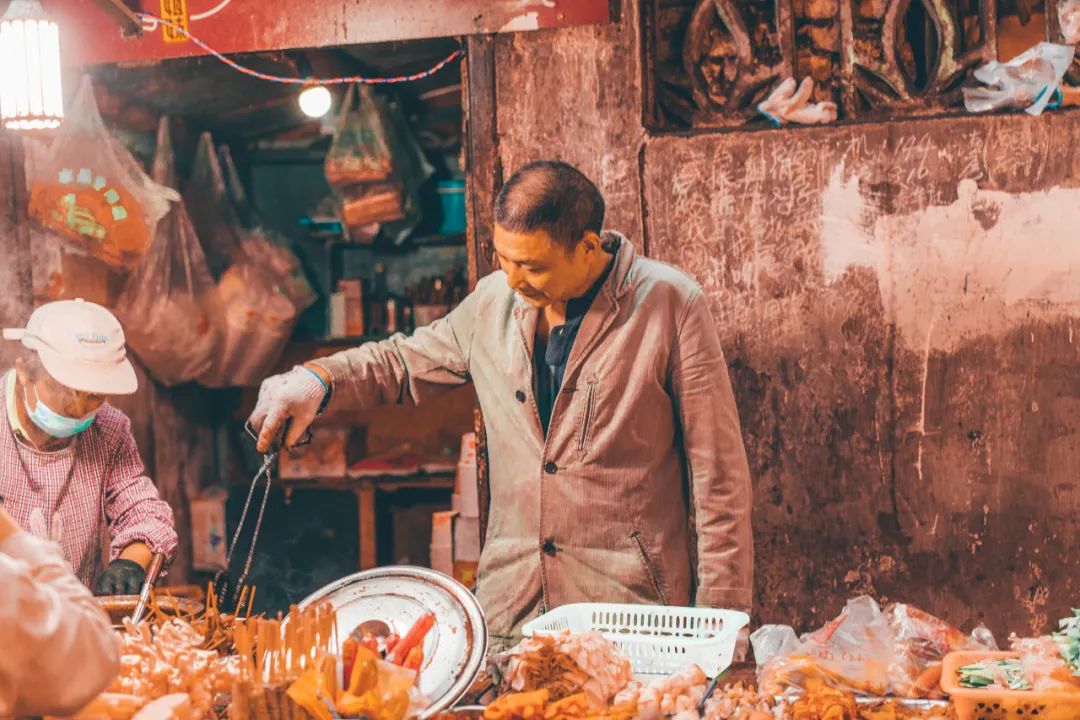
[{"left": 56, "top": 570, "right": 1080, "bottom": 720}]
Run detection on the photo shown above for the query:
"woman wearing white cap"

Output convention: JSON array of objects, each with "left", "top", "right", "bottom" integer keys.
[{"left": 1, "top": 299, "right": 178, "bottom": 595}]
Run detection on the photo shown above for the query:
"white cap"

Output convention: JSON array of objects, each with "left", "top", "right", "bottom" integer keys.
[{"left": 3, "top": 299, "right": 138, "bottom": 395}]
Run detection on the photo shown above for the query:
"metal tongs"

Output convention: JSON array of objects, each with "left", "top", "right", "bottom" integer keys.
[
  {"left": 212, "top": 420, "right": 311, "bottom": 610},
  {"left": 129, "top": 552, "right": 166, "bottom": 625}
]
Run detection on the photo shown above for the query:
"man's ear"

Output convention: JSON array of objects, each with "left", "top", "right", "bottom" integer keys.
[{"left": 579, "top": 230, "right": 602, "bottom": 256}]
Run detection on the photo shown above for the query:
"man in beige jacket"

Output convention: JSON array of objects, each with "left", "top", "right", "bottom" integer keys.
[{"left": 251, "top": 161, "right": 754, "bottom": 649}]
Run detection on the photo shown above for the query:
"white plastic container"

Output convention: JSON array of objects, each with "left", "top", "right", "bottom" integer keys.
[{"left": 521, "top": 603, "right": 749, "bottom": 678}]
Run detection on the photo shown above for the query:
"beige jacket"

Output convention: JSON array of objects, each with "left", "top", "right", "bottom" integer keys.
[{"left": 318, "top": 234, "right": 753, "bottom": 643}]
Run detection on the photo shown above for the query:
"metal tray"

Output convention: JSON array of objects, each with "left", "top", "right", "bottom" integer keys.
[{"left": 295, "top": 566, "right": 488, "bottom": 719}]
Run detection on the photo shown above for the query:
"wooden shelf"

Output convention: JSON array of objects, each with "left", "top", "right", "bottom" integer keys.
[{"left": 277, "top": 472, "right": 455, "bottom": 571}]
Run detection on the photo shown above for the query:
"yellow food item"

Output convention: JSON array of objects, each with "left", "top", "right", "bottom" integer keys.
[
  {"left": 286, "top": 665, "right": 334, "bottom": 720},
  {"left": 791, "top": 683, "right": 859, "bottom": 720},
  {"left": 348, "top": 646, "right": 381, "bottom": 696},
  {"left": 485, "top": 690, "right": 551, "bottom": 720}
]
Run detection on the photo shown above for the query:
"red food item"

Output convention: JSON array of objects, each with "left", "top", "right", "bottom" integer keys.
[
  {"left": 342, "top": 637, "right": 359, "bottom": 687},
  {"left": 384, "top": 632, "right": 400, "bottom": 656},
  {"left": 388, "top": 613, "right": 435, "bottom": 666}
]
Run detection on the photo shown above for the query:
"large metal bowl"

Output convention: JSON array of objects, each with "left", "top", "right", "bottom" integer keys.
[
  {"left": 98, "top": 595, "right": 204, "bottom": 629},
  {"left": 294, "top": 566, "right": 488, "bottom": 719}
]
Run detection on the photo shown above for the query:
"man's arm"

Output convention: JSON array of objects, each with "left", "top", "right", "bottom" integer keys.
[
  {"left": 670, "top": 289, "right": 754, "bottom": 613},
  {"left": 313, "top": 281, "right": 484, "bottom": 411},
  {"left": 103, "top": 418, "right": 178, "bottom": 570},
  {"left": 0, "top": 508, "right": 120, "bottom": 717},
  {"left": 251, "top": 276, "right": 488, "bottom": 451}
]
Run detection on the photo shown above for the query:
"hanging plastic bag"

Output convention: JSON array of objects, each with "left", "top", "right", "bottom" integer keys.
[
  {"left": 963, "top": 43, "right": 1076, "bottom": 116},
  {"left": 1060, "top": 0, "right": 1080, "bottom": 44},
  {"left": 114, "top": 117, "right": 221, "bottom": 386},
  {"left": 27, "top": 75, "right": 178, "bottom": 269},
  {"left": 185, "top": 133, "right": 313, "bottom": 388},
  {"left": 379, "top": 96, "right": 435, "bottom": 245},
  {"left": 325, "top": 85, "right": 395, "bottom": 187}
]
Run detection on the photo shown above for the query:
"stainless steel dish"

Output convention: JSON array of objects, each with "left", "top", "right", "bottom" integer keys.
[{"left": 295, "top": 566, "right": 488, "bottom": 719}]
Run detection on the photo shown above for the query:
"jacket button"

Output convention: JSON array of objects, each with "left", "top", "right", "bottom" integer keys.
[
  {"left": 515, "top": 390, "right": 526, "bottom": 402},
  {"left": 541, "top": 538, "right": 557, "bottom": 556},
  {"left": 544, "top": 461, "right": 558, "bottom": 474}
]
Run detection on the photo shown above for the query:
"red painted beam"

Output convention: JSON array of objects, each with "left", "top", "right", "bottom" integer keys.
[{"left": 48, "top": 0, "right": 610, "bottom": 67}]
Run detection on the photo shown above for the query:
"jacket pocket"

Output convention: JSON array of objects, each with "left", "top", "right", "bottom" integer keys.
[
  {"left": 630, "top": 530, "right": 667, "bottom": 604},
  {"left": 577, "top": 379, "right": 597, "bottom": 452}
]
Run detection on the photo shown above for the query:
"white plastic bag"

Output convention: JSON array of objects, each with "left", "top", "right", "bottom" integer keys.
[
  {"left": 27, "top": 75, "right": 178, "bottom": 269},
  {"left": 114, "top": 117, "right": 221, "bottom": 386},
  {"left": 1060, "top": 0, "right": 1080, "bottom": 44},
  {"left": 963, "top": 43, "right": 1076, "bottom": 116}
]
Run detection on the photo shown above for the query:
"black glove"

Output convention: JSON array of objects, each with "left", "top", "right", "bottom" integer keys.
[{"left": 94, "top": 558, "right": 146, "bottom": 596}]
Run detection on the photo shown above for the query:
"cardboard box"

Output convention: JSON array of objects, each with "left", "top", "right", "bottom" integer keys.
[
  {"left": 454, "top": 515, "right": 481, "bottom": 562},
  {"left": 431, "top": 510, "right": 456, "bottom": 548},
  {"left": 329, "top": 292, "right": 346, "bottom": 338},
  {"left": 459, "top": 432, "right": 477, "bottom": 465},
  {"left": 279, "top": 427, "right": 348, "bottom": 479},
  {"left": 455, "top": 462, "right": 479, "bottom": 517},
  {"left": 430, "top": 544, "right": 453, "bottom": 576},
  {"left": 190, "top": 488, "right": 227, "bottom": 572}
]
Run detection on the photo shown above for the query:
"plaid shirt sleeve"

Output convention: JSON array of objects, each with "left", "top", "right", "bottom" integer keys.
[{"left": 103, "top": 415, "right": 178, "bottom": 565}]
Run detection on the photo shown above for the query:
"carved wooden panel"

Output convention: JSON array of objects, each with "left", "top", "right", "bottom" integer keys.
[
  {"left": 649, "top": 0, "right": 795, "bottom": 128},
  {"left": 840, "top": 0, "right": 997, "bottom": 117},
  {"left": 646, "top": 0, "right": 1056, "bottom": 129}
]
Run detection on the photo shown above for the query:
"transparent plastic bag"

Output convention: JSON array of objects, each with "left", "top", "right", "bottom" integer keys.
[
  {"left": 185, "top": 133, "right": 314, "bottom": 387},
  {"left": 755, "top": 596, "right": 893, "bottom": 697},
  {"left": 379, "top": 97, "right": 435, "bottom": 245},
  {"left": 754, "top": 597, "right": 996, "bottom": 699},
  {"left": 963, "top": 43, "right": 1076, "bottom": 115},
  {"left": 883, "top": 603, "right": 997, "bottom": 698},
  {"left": 115, "top": 117, "right": 221, "bottom": 386},
  {"left": 325, "top": 85, "right": 395, "bottom": 187},
  {"left": 27, "top": 75, "right": 178, "bottom": 269}
]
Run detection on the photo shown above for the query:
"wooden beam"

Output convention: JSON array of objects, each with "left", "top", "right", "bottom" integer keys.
[
  {"left": 462, "top": 35, "right": 501, "bottom": 552},
  {"left": 463, "top": 35, "right": 500, "bottom": 288},
  {"left": 87, "top": 0, "right": 143, "bottom": 38},
  {"left": 0, "top": 129, "right": 33, "bottom": 368}
]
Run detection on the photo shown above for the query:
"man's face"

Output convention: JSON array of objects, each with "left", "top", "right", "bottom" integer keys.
[
  {"left": 18, "top": 361, "right": 107, "bottom": 420},
  {"left": 493, "top": 225, "right": 595, "bottom": 307}
]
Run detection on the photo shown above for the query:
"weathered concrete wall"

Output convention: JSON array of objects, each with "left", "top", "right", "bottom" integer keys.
[{"left": 491, "top": 3, "right": 1080, "bottom": 639}]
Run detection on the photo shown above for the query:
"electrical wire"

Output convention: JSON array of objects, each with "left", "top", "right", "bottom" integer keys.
[{"left": 135, "top": 12, "right": 465, "bottom": 86}]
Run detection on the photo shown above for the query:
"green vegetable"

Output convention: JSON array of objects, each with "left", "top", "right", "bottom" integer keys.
[
  {"left": 1053, "top": 608, "right": 1080, "bottom": 677},
  {"left": 958, "top": 659, "right": 1031, "bottom": 690}
]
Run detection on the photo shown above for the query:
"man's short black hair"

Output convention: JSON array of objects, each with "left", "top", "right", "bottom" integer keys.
[{"left": 493, "top": 160, "right": 605, "bottom": 252}]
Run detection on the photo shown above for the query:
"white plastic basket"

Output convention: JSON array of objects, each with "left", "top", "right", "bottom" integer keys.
[{"left": 521, "top": 603, "right": 749, "bottom": 678}]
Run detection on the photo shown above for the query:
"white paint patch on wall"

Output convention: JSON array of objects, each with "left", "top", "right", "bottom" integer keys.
[{"left": 821, "top": 163, "right": 1080, "bottom": 352}]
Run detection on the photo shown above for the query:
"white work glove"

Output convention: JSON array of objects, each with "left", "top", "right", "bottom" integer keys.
[
  {"left": 248, "top": 366, "right": 328, "bottom": 453},
  {"left": 758, "top": 77, "right": 838, "bottom": 126}
]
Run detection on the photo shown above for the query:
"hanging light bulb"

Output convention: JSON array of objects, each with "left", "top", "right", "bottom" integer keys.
[
  {"left": 298, "top": 84, "right": 332, "bottom": 118},
  {"left": 0, "top": 0, "right": 63, "bottom": 131}
]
